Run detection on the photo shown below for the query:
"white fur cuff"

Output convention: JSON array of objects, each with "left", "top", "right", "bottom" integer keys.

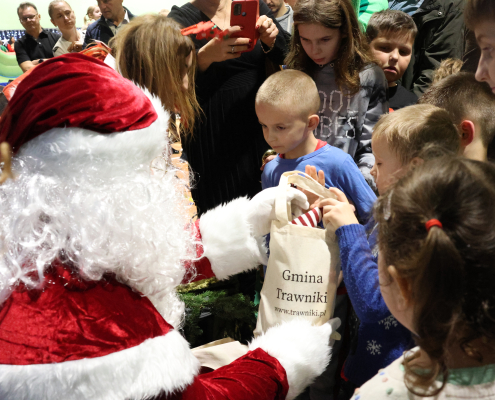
[
  {"left": 199, "top": 197, "right": 266, "bottom": 280},
  {"left": 249, "top": 319, "right": 335, "bottom": 400}
]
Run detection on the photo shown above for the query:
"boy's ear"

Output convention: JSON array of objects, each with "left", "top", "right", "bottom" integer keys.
[
  {"left": 460, "top": 120, "right": 475, "bottom": 148},
  {"left": 308, "top": 114, "right": 319, "bottom": 131}
]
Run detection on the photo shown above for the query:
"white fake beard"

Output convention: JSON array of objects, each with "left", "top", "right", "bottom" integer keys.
[{"left": 0, "top": 127, "right": 195, "bottom": 329}]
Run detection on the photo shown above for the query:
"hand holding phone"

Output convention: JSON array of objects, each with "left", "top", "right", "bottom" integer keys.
[
  {"left": 196, "top": 26, "right": 251, "bottom": 71},
  {"left": 230, "top": 0, "right": 259, "bottom": 53}
]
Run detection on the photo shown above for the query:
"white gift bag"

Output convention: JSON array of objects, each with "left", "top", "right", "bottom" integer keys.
[{"left": 254, "top": 171, "right": 341, "bottom": 335}]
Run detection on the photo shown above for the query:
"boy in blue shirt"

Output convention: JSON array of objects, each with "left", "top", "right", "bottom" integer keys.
[
  {"left": 255, "top": 69, "right": 376, "bottom": 399},
  {"left": 256, "top": 69, "right": 376, "bottom": 221}
]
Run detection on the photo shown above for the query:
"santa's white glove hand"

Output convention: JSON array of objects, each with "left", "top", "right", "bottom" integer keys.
[
  {"left": 249, "top": 318, "right": 341, "bottom": 400},
  {"left": 247, "top": 187, "right": 309, "bottom": 237}
]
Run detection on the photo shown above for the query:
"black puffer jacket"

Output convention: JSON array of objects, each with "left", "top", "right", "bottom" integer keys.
[{"left": 402, "top": 0, "right": 465, "bottom": 96}]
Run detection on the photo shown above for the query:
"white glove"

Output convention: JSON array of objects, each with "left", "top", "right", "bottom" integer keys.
[
  {"left": 247, "top": 187, "right": 309, "bottom": 237},
  {"left": 249, "top": 318, "right": 341, "bottom": 400}
]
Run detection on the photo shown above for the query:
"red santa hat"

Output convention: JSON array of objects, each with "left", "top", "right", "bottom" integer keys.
[{"left": 0, "top": 53, "right": 158, "bottom": 154}]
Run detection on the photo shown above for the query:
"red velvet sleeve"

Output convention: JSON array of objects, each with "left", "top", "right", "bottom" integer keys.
[
  {"left": 180, "top": 348, "right": 289, "bottom": 400},
  {"left": 182, "top": 219, "right": 215, "bottom": 284}
]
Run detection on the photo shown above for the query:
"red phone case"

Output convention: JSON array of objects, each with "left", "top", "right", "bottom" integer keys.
[{"left": 230, "top": 0, "right": 260, "bottom": 53}]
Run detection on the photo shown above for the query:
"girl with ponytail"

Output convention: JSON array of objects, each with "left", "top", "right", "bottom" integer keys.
[{"left": 353, "top": 156, "right": 495, "bottom": 398}]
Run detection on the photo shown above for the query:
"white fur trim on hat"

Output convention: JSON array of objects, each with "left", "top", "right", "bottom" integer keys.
[
  {"left": 0, "top": 330, "right": 200, "bottom": 400},
  {"left": 16, "top": 90, "right": 169, "bottom": 174},
  {"left": 199, "top": 197, "right": 267, "bottom": 280}
]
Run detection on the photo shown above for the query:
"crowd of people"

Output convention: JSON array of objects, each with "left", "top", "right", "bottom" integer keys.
[{"left": 0, "top": 0, "right": 495, "bottom": 399}]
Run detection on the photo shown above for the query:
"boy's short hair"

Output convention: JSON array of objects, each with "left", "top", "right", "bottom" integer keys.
[
  {"left": 419, "top": 72, "right": 495, "bottom": 147},
  {"left": 373, "top": 104, "right": 460, "bottom": 164},
  {"left": 256, "top": 70, "right": 320, "bottom": 119},
  {"left": 431, "top": 58, "right": 463, "bottom": 84},
  {"left": 366, "top": 10, "right": 417, "bottom": 43}
]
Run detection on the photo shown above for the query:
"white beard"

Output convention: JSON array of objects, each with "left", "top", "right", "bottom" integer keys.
[{"left": 0, "top": 112, "right": 194, "bottom": 328}]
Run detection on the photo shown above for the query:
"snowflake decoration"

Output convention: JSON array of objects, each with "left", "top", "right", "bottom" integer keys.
[
  {"left": 367, "top": 340, "right": 382, "bottom": 355},
  {"left": 379, "top": 315, "right": 398, "bottom": 330}
]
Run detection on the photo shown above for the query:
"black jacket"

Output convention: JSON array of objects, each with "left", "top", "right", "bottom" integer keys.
[
  {"left": 402, "top": 0, "right": 465, "bottom": 96},
  {"left": 83, "top": 7, "right": 135, "bottom": 47}
]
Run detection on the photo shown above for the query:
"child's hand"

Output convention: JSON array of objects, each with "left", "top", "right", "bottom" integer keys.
[
  {"left": 303, "top": 165, "right": 325, "bottom": 210},
  {"left": 320, "top": 188, "right": 358, "bottom": 232}
]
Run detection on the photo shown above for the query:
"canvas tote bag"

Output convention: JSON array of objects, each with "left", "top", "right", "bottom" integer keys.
[{"left": 254, "top": 171, "right": 341, "bottom": 335}]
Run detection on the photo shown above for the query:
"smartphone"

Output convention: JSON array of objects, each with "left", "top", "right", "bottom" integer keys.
[{"left": 230, "top": 0, "right": 260, "bottom": 53}]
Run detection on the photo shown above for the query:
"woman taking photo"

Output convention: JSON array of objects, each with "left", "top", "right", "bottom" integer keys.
[{"left": 169, "top": 0, "right": 289, "bottom": 214}]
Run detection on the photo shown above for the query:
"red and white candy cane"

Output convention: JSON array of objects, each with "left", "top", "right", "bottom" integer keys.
[{"left": 290, "top": 207, "right": 322, "bottom": 228}]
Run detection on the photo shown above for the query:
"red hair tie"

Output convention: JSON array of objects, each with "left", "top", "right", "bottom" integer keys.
[{"left": 425, "top": 219, "right": 443, "bottom": 232}]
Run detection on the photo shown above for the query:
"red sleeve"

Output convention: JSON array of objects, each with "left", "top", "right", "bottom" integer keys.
[
  {"left": 180, "top": 348, "right": 289, "bottom": 400},
  {"left": 182, "top": 219, "right": 215, "bottom": 284}
]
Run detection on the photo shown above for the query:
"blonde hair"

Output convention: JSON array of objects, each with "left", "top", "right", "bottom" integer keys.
[
  {"left": 256, "top": 70, "right": 320, "bottom": 119},
  {"left": 48, "top": 0, "right": 71, "bottom": 19},
  {"left": 111, "top": 14, "right": 200, "bottom": 138},
  {"left": 372, "top": 104, "right": 460, "bottom": 164},
  {"left": 84, "top": 5, "right": 96, "bottom": 25},
  {"left": 431, "top": 58, "right": 463, "bottom": 84}
]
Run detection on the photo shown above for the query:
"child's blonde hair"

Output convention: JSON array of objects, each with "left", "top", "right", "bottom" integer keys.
[
  {"left": 375, "top": 156, "right": 495, "bottom": 396},
  {"left": 431, "top": 58, "right": 463, "bottom": 84},
  {"left": 84, "top": 5, "right": 97, "bottom": 25},
  {"left": 111, "top": 15, "right": 200, "bottom": 138},
  {"left": 285, "top": 0, "right": 373, "bottom": 95},
  {"left": 372, "top": 104, "right": 460, "bottom": 164},
  {"left": 255, "top": 70, "right": 320, "bottom": 119}
]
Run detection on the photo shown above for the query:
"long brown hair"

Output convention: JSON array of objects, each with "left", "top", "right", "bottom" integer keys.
[
  {"left": 111, "top": 15, "right": 200, "bottom": 138},
  {"left": 465, "top": 0, "right": 495, "bottom": 30},
  {"left": 375, "top": 156, "right": 495, "bottom": 396},
  {"left": 285, "top": 0, "right": 373, "bottom": 94}
]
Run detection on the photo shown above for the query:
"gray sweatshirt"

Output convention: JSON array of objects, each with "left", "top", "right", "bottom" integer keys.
[
  {"left": 313, "top": 63, "right": 388, "bottom": 181},
  {"left": 276, "top": 5, "right": 293, "bottom": 34}
]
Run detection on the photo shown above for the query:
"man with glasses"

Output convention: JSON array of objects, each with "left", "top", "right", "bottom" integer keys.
[
  {"left": 15, "top": 2, "right": 60, "bottom": 72},
  {"left": 83, "top": 0, "right": 135, "bottom": 48}
]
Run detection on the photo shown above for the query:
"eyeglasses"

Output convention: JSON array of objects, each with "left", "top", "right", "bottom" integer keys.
[{"left": 20, "top": 14, "right": 38, "bottom": 22}]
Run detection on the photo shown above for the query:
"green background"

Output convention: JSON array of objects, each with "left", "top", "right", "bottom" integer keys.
[{"left": 0, "top": 0, "right": 188, "bottom": 30}]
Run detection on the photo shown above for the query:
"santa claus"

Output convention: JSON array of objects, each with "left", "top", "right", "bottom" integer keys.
[{"left": 0, "top": 52, "right": 338, "bottom": 399}]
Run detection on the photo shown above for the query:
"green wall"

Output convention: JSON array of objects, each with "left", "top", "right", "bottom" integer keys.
[{"left": 1, "top": 0, "right": 188, "bottom": 30}]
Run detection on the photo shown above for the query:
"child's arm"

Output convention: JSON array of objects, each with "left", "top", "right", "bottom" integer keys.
[{"left": 321, "top": 193, "right": 390, "bottom": 323}]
